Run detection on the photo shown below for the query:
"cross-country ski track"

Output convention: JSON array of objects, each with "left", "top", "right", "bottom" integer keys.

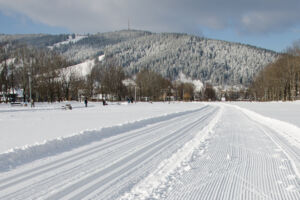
[{"left": 0, "top": 103, "right": 300, "bottom": 200}]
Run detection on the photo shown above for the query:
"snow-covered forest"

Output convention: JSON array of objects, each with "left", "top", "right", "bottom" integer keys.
[
  {"left": 104, "top": 32, "right": 277, "bottom": 86},
  {"left": 1, "top": 30, "right": 277, "bottom": 87}
]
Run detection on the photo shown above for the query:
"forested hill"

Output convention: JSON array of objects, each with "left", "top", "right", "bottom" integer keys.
[{"left": 1, "top": 30, "right": 278, "bottom": 86}]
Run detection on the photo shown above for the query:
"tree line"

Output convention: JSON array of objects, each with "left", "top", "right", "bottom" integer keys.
[
  {"left": 249, "top": 46, "right": 300, "bottom": 101},
  {"left": 0, "top": 44, "right": 81, "bottom": 102},
  {"left": 0, "top": 44, "right": 220, "bottom": 103},
  {"left": 86, "top": 57, "right": 218, "bottom": 102}
]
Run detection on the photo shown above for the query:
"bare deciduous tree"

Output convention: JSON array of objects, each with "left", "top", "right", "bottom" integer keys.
[{"left": 250, "top": 46, "right": 300, "bottom": 101}]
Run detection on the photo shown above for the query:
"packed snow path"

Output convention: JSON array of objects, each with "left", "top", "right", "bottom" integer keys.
[
  {"left": 164, "top": 105, "right": 300, "bottom": 200},
  {"left": 0, "top": 104, "right": 300, "bottom": 199}
]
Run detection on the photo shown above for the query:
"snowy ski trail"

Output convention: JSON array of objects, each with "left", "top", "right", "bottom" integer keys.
[
  {"left": 164, "top": 105, "right": 300, "bottom": 200},
  {"left": 0, "top": 105, "right": 219, "bottom": 200},
  {"left": 0, "top": 104, "right": 300, "bottom": 200}
]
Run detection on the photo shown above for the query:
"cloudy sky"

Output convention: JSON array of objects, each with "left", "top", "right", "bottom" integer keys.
[{"left": 0, "top": 0, "right": 300, "bottom": 52}]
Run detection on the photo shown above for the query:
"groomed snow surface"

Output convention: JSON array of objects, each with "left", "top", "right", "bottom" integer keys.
[{"left": 0, "top": 101, "right": 300, "bottom": 199}]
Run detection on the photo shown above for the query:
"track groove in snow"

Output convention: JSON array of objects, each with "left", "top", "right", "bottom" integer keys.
[
  {"left": 233, "top": 104, "right": 300, "bottom": 179},
  {"left": 0, "top": 105, "right": 218, "bottom": 200},
  {"left": 164, "top": 106, "right": 300, "bottom": 200},
  {"left": 1, "top": 104, "right": 300, "bottom": 199},
  {"left": 118, "top": 105, "right": 223, "bottom": 200},
  {"left": 0, "top": 106, "right": 209, "bottom": 172}
]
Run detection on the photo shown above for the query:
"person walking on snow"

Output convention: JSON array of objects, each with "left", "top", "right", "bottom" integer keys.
[
  {"left": 31, "top": 99, "right": 35, "bottom": 108},
  {"left": 84, "top": 98, "right": 88, "bottom": 107}
]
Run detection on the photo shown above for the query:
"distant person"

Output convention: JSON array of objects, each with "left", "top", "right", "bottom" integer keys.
[
  {"left": 31, "top": 99, "right": 35, "bottom": 108},
  {"left": 102, "top": 99, "right": 106, "bottom": 106},
  {"left": 84, "top": 98, "right": 88, "bottom": 107}
]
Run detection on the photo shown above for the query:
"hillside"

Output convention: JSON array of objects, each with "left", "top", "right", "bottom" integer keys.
[
  {"left": 103, "top": 32, "right": 277, "bottom": 86},
  {"left": 1, "top": 30, "right": 278, "bottom": 87}
]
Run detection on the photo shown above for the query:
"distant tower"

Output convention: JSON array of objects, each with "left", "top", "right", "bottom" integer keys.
[{"left": 128, "top": 17, "right": 130, "bottom": 31}]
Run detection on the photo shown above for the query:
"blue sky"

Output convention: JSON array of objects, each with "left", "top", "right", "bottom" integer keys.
[
  {"left": 0, "top": 12, "right": 68, "bottom": 34},
  {"left": 1, "top": 0, "right": 300, "bottom": 52},
  {"left": 201, "top": 27, "right": 300, "bottom": 52}
]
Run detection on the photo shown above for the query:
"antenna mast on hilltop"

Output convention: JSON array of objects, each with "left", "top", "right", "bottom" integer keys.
[{"left": 128, "top": 17, "right": 130, "bottom": 31}]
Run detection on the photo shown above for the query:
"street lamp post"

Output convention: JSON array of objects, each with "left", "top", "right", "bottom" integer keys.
[
  {"left": 134, "top": 86, "right": 137, "bottom": 103},
  {"left": 168, "top": 86, "right": 171, "bottom": 104},
  {"left": 134, "top": 86, "right": 140, "bottom": 103},
  {"left": 28, "top": 71, "right": 32, "bottom": 103},
  {"left": 28, "top": 57, "right": 33, "bottom": 106}
]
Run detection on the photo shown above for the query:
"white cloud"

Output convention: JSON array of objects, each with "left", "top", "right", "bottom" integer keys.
[
  {"left": 240, "top": 10, "right": 299, "bottom": 34},
  {"left": 0, "top": 0, "right": 300, "bottom": 34}
]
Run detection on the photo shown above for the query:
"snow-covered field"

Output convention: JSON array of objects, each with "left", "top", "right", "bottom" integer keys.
[
  {"left": 0, "top": 101, "right": 300, "bottom": 199},
  {"left": 0, "top": 102, "right": 202, "bottom": 153},
  {"left": 228, "top": 101, "right": 300, "bottom": 128}
]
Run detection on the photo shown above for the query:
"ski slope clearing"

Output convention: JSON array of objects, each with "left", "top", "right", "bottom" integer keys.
[
  {"left": 0, "top": 102, "right": 300, "bottom": 199},
  {"left": 60, "top": 55, "right": 105, "bottom": 78},
  {"left": 48, "top": 35, "right": 87, "bottom": 49}
]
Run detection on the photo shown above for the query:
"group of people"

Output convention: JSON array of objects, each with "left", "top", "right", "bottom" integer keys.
[
  {"left": 127, "top": 97, "right": 134, "bottom": 104},
  {"left": 84, "top": 98, "right": 107, "bottom": 107}
]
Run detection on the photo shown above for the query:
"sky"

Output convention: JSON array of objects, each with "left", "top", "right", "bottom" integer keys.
[{"left": 0, "top": 0, "right": 300, "bottom": 52}]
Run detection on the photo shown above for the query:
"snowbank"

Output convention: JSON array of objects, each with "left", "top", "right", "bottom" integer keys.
[{"left": 0, "top": 102, "right": 204, "bottom": 152}]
